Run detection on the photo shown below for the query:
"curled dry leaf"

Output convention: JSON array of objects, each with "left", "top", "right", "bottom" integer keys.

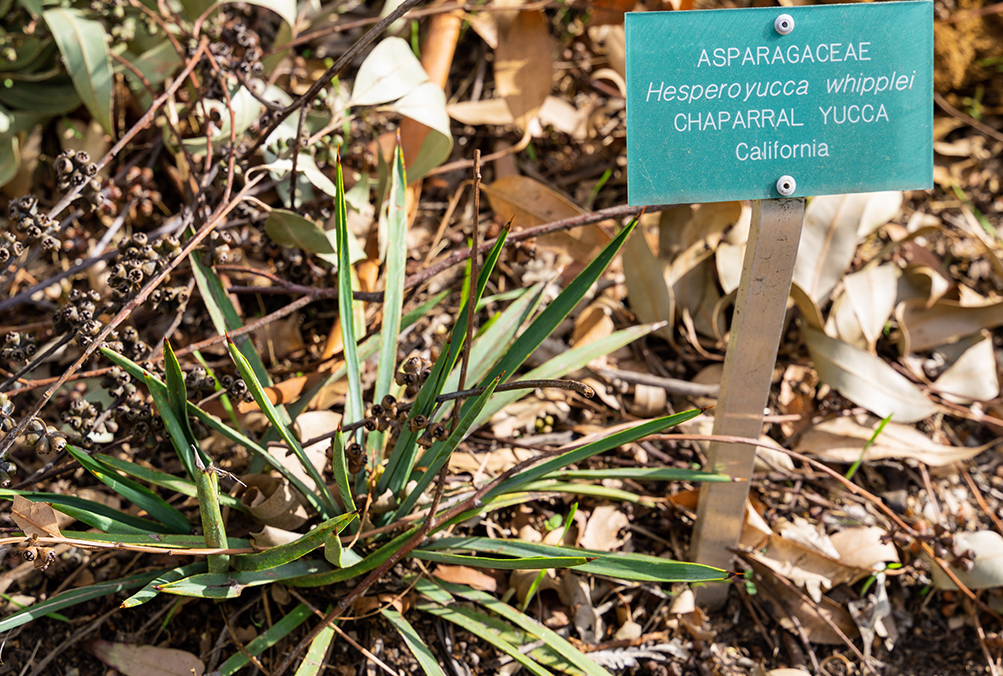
[
  {"left": 240, "top": 474, "right": 308, "bottom": 530},
  {"left": 825, "top": 263, "right": 900, "bottom": 351},
  {"left": 579, "top": 505, "right": 630, "bottom": 552},
  {"left": 85, "top": 640, "right": 205, "bottom": 676},
  {"left": 792, "top": 192, "right": 903, "bottom": 304},
  {"left": 932, "top": 334, "right": 1000, "bottom": 403},
  {"left": 745, "top": 557, "right": 860, "bottom": 646},
  {"left": 794, "top": 414, "right": 992, "bottom": 467},
  {"left": 250, "top": 526, "right": 302, "bottom": 548},
  {"left": 803, "top": 327, "right": 937, "bottom": 423},
  {"left": 830, "top": 527, "right": 899, "bottom": 570},
  {"left": 11, "top": 494, "right": 61, "bottom": 539},
  {"left": 896, "top": 297, "right": 1003, "bottom": 354},
  {"left": 744, "top": 533, "right": 870, "bottom": 603}
]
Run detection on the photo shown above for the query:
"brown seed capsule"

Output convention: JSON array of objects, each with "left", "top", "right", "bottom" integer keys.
[
  {"left": 408, "top": 415, "right": 428, "bottom": 433},
  {"left": 346, "top": 443, "right": 366, "bottom": 474},
  {"left": 430, "top": 423, "right": 449, "bottom": 441},
  {"left": 416, "top": 433, "right": 434, "bottom": 448},
  {"left": 401, "top": 356, "right": 422, "bottom": 373}
]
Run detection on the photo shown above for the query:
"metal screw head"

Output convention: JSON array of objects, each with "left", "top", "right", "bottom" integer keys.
[
  {"left": 776, "top": 175, "right": 797, "bottom": 196},
  {"left": 774, "top": 14, "right": 794, "bottom": 35}
]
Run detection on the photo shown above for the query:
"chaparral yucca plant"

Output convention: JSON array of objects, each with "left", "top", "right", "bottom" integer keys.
[{"left": 0, "top": 140, "right": 730, "bottom": 674}]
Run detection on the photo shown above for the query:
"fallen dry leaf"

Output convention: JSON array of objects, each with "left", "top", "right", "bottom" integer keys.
[
  {"left": 896, "top": 297, "right": 1003, "bottom": 354},
  {"left": 494, "top": 9, "right": 553, "bottom": 130},
  {"left": 433, "top": 564, "right": 499, "bottom": 592},
  {"left": 804, "top": 327, "right": 937, "bottom": 423},
  {"left": 792, "top": 192, "right": 902, "bottom": 304},
  {"left": 86, "top": 640, "right": 205, "bottom": 676},
  {"left": 240, "top": 474, "right": 308, "bottom": 529},
  {"left": 579, "top": 505, "right": 629, "bottom": 552},
  {"left": 830, "top": 526, "right": 899, "bottom": 570},
  {"left": 11, "top": 495, "right": 62, "bottom": 539},
  {"left": 482, "top": 175, "right": 612, "bottom": 262},
  {"left": 795, "top": 414, "right": 992, "bottom": 467}
]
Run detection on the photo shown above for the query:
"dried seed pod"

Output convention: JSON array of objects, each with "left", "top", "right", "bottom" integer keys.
[
  {"left": 368, "top": 404, "right": 385, "bottom": 419},
  {"left": 21, "top": 546, "right": 37, "bottom": 562},
  {"left": 401, "top": 356, "right": 422, "bottom": 373},
  {"left": 381, "top": 395, "right": 397, "bottom": 415},
  {"left": 346, "top": 443, "right": 366, "bottom": 474},
  {"left": 363, "top": 417, "right": 378, "bottom": 432},
  {"left": 430, "top": 423, "right": 449, "bottom": 441},
  {"left": 408, "top": 415, "right": 428, "bottom": 433}
]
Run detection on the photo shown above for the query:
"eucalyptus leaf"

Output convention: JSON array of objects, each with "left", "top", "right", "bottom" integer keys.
[
  {"left": 43, "top": 8, "right": 113, "bottom": 134},
  {"left": 350, "top": 37, "right": 428, "bottom": 106}
]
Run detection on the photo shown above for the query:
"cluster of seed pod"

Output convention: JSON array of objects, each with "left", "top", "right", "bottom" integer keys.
[
  {"left": 52, "top": 288, "right": 104, "bottom": 347},
  {"left": 123, "top": 166, "right": 163, "bottom": 222},
  {"left": 101, "top": 366, "right": 137, "bottom": 399},
  {"left": 394, "top": 356, "right": 433, "bottom": 398},
  {"left": 112, "top": 391, "right": 164, "bottom": 450},
  {"left": 54, "top": 150, "right": 104, "bottom": 210},
  {"left": 184, "top": 366, "right": 217, "bottom": 399},
  {"left": 204, "top": 230, "right": 236, "bottom": 266},
  {"left": 109, "top": 232, "right": 165, "bottom": 303},
  {"left": 9, "top": 195, "right": 60, "bottom": 252},
  {"left": 0, "top": 393, "right": 14, "bottom": 435},
  {"left": 60, "top": 391, "right": 103, "bottom": 436},
  {"left": 1, "top": 332, "right": 37, "bottom": 366},
  {"left": 24, "top": 417, "right": 67, "bottom": 456},
  {"left": 219, "top": 375, "right": 253, "bottom": 404},
  {"left": 0, "top": 231, "right": 24, "bottom": 266}
]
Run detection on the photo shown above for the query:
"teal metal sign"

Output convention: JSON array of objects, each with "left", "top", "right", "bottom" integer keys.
[{"left": 625, "top": 2, "right": 933, "bottom": 205}]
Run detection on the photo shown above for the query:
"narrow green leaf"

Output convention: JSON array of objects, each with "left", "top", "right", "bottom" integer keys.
[
  {"left": 232, "top": 513, "right": 356, "bottom": 571},
  {"left": 419, "top": 579, "right": 613, "bottom": 676},
  {"left": 421, "top": 537, "right": 729, "bottom": 583},
  {"left": 382, "top": 608, "right": 447, "bottom": 676},
  {"left": 330, "top": 430, "right": 357, "bottom": 513},
  {"left": 0, "top": 489, "right": 169, "bottom": 535},
  {"left": 482, "top": 219, "right": 636, "bottom": 387},
  {"left": 121, "top": 562, "right": 207, "bottom": 608},
  {"left": 190, "top": 256, "right": 281, "bottom": 401},
  {"left": 156, "top": 559, "right": 331, "bottom": 598},
  {"left": 195, "top": 458, "right": 229, "bottom": 573},
  {"left": 409, "top": 552, "right": 590, "bottom": 570},
  {"left": 544, "top": 467, "right": 732, "bottom": 482},
  {"left": 286, "top": 527, "right": 419, "bottom": 588},
  {"left": 292, "top": 614, "right": 336, "bottom": 676},
  {"left": 0, "top": 570, "right": 161, "bottom": 633},
  {"left": 219, "top": 604, "right": 314, "bottom": 676},
  {"left": 475, "top": 323, "right": 664, "bottom": 426},
  {"left": 65, "top": 532, "right": 251, "bottom": 549},
  {"left": 95, "top": 454, "right": 245, "bottom": 511},
  {"left": 104, "top": 347, "right": 322, "bottom": 517},
  {"left": 324, "top": 529, "right": 348, "bottom": 567},
  {"left": 378, "top": 230, "right": 509, "bottom": 498},
  {"left": 147, "top": 363, "right": 195, "bottom": 480},
  {"left": 65, "top": 444, "right": 190, "bottom": 534},
  {"left": 43, "top": 8, "right": 113, "bottom": 134},
  {"left": 162, "top": 339, "right": 199, "bottom": 463},
  {"left": 489, "top": 410, "right": 704, "bottom": 498},
  {"left": 419, "top": 603, "right": 553, "bottom": 676},
  {"left": 335, "top": 156, "right": 364, "bottom": 444},
  {"left": 226, "top": 336, "right": 337, "bottom": 517},
  {"left": 369, "top": 142, "right": 408, "bottom": 458}
]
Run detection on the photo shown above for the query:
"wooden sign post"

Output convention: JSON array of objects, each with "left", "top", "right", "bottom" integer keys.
[{"left": 625, "top": 2, "right": 933, "bottom": 605}]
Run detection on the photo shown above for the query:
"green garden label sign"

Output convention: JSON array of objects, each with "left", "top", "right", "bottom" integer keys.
[{"left": 625, "top": 2, "right": 933, "bottom": 205}]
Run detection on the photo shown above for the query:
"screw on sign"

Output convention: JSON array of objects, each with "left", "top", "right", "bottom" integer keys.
[{"left": 624, "top": 2, "right": 932, "bottom": 604}]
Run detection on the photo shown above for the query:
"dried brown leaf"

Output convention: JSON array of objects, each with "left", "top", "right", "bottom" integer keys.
[
  {"left": 795, "top": 414, "right": 992, "bottom": 467},
  {"left": 896, "top": 297, "right": 1003, "bottom": 354},
  {"left": 11, "top": 495, "right": 61, "bottom": 539},
  {"left": 85, "top": 640, "right": 205, "bottom": 676},
  {"left": 494, "top": 9, "right": 553, "bottom": 130}
]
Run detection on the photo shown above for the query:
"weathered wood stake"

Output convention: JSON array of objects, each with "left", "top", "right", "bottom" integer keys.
[{"left": 690, "top": 198, "right": 805, "bottom": 608}]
